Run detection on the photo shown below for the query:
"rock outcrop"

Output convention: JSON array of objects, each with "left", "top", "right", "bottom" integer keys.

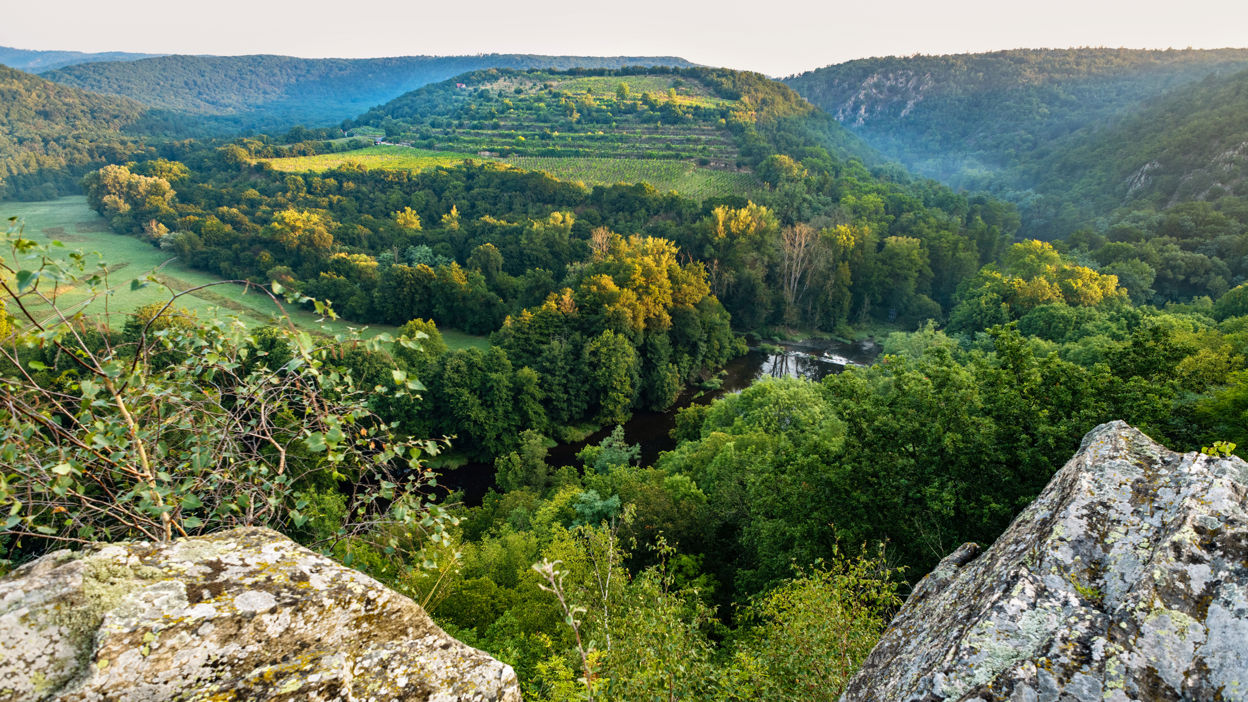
[
  {"left": 843, "top": 421, "right": 1248, "bottom": 701},
  {"left": 0, "top": 527, "right": 520, "bottom": 701}
]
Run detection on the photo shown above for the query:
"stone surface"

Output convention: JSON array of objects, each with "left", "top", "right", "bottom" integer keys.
[
  {"left": 0, "top": 527, "right": 520, "bottom": 701},
  {"left": 843, "top": 420, "right": 1248, "bottom": 701}
]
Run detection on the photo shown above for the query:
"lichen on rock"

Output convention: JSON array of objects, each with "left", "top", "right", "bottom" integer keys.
[
  {"left": 842, "top": 420, "right": 1248, "bottom": 701},
  {"left": 0, "top": 527, "right": 520, "bottom": 701}
]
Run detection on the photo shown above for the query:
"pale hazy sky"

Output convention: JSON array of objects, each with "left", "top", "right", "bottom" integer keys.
[{"left": 5, "top": 0, "right": 1248, "bottom": 76}]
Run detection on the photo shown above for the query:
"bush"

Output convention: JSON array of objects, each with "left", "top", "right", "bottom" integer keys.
[{"left": 0, "top": 220, "right": 453, "bottom": 565}]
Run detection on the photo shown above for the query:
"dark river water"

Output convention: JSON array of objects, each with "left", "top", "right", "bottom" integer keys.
[{"left": 441, "top": 338, "right": 880, "bottom": 504}]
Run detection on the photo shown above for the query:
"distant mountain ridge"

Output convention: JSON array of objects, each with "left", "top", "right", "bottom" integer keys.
[
  {"left": 42, "top": 53, "right": 698, "bottom": 133},
  {"left": 784, "top": 48, "right": 1248, "bottom": 190},
  {"left": 0, "top": 45, "right": 161, "bottom": 72}
]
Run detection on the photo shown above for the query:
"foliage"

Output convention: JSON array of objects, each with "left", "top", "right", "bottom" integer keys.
[
  {"left": 0, "top": 65, "right": 150, "bottom": 200},
  {"left": 731, "top": 548, "right": 902, "bottom": 701},
  {"left": 0, "top": 220, "right": 451, "bottom": 564},
  {"left": 949, "top": 240, "right": 1126, "bottom": 333},
  {"left": 1022, "top": 67, "right": 1248, "bottom": 235}
]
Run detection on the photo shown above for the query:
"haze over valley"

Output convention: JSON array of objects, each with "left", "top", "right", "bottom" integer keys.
[{"left": 4, "top": 9, "right": 1248, "bottom": 698}]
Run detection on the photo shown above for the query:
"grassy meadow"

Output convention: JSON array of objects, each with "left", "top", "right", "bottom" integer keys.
[
  {"left": 260, "top": 145, "right": 756, "bottom": 200},
  {"left": 263, "top": 145, "right": 484, "bottom": 173},
  {"left": 1, "top": 197, "right": 486, "bottom": 349},
  {"left": 504, "top": 156, "right": 758, "bottom": 199}
]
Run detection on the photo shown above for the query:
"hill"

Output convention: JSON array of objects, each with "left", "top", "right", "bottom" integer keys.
[
  {"left": 0, "top": 45, "right": 160, "bottom": 72},
  {"left": 43, "top": 54, "right": 698, "bottom": 133},
  {"left": 784, "top": 48, "right": 1248, "bottom": 193},
  {"left": 0, "top": 65, "right": 150, "bottom": 200},
  {"left": 1027, "top": 66, "right": 1248, "bottom": 220},
  {"left": 326, "top": 66, "right": 829, "bottom": 198}
]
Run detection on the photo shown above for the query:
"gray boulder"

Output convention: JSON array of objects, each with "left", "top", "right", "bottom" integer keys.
[
  {"left": 843, "top": 420, "right": 1248, "bottom": 701},
  {"left": 0, "top": 526, "right": 520, "bottom": 701}
]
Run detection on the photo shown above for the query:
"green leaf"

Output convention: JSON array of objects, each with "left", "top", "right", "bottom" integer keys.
[
  {"left": 305, "top": 433, "right": 327, "bottom": 453},
  {"left": 326, "top": 426, "right": 345, "bottom": 445},
  {"left": 15, "top": 270, "right": 36, "bottom": 293},
  {"left": 27, "top": 360, "right": 47, "bottom": 371}
]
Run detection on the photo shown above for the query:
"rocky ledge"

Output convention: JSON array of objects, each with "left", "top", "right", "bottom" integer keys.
[
  {"left": 0, "top": 527, "right": 520, "bottom": 701},
  {"left": 843, "top": 420, "right": 1248, "bottom": 701}
]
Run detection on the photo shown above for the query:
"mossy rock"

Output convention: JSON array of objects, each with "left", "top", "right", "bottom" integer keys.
[
  {"left": 844, "top": 421, "right": 1248, "bottom": 701},
  {"left": 0, "top": 527, "right": 519, "bottom": 701}
]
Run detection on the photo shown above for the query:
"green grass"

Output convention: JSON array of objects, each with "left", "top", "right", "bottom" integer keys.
[
  {"left": 441, "top": 328, "right": 490, "bottom": 351},
  {"left": 263, "top": 145, "right": 486, "bottom": 173},
  {"left": 504, "top": 156, "right": 758, "bottom": 200},
  {"left": 0, "top": 197, "right": 481, "bottom": 349},
  {"left": 263, "top": 143, "right": 756, "bottom": 201}
]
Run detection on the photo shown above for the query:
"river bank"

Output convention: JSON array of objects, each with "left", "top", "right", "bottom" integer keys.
[{"left": 440, "top": 337, "right": 881, "bottom": 505}]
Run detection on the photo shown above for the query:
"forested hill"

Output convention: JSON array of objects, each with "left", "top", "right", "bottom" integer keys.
[
  {"left": 42, "top": 54, "right": 697, "bottom": 133},
  {"left": 342, "top": 66, "right": 876, "bottom": 190},
  {"left": 357, "top": 66, "right": 812, "bottom": 127},
  {"left": 1025, "top": 66, "right": 1248, "bottom": 223},
  {"left": 0, "top": 65, "right": 151, "bottom": 200},
  {"left": 0, "top": 45, "right": 161, "bottom": 72},
  {"left": 784, "top": 48, "right": 1248, "bottom": 192}
]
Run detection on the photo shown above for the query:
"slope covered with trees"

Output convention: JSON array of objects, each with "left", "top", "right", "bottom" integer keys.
[
  {"left": 0, "top": 65, "right": 151, "bottom": 199},
  {"left": 1022, "top": 67, "right": 1248, "bottom": 232},
  {"left": 784, "top": 48, "right": 1248, "bottom": 194},
  {"left": 0, "top": 44, "right": 160, "bottom": 72},
  {"left": 43, "top": 54, "right": 697, "bottom": 133}
]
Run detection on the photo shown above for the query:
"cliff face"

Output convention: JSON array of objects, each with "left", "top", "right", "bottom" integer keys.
[
  {"left": 0, "top": 527, "right": 520, "bottom": 701},
  {"left": 843, "top": 421, "right": 1248, "bottom": 701}
]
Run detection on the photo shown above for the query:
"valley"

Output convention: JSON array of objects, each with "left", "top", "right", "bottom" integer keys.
[{"left": 3, "top": 36, "right": 1248, "bottom": 701}]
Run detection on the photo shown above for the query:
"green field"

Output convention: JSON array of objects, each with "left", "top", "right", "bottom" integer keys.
[
  {"left": 504, "top": 156, "right": 758, "bottom": 199},
  {"left": 264, "top": 145, "right": 484, "bottom": 173},
  {"left": 263, "top": 144, "right": 756, "bottom": 200},
  {"left": 1, "top": 197, "right": 486, "bottom": 349}
]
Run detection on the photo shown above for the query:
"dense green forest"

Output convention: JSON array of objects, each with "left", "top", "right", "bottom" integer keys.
[
  {"left": 1019, "top": 67, "right": 1248, "bottom": 234},
  {"left": 42, "top": 54, "right": 697, "bottom": 134},
  {"left": 785, "top": 48, "right": 1248, "bottom": 189},
  {"left": 0, "top": 65, "right": 153, "bottom": 200},
  {"left": 6, "top": 47, "right": 1248, "bottom": 700}
]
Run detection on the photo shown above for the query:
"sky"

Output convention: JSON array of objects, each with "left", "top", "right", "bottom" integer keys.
[{"left": 6, "top": 0, "right": 1248, "bottom": 76}]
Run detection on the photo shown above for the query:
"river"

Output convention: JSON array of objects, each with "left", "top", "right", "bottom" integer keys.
[{"left": 441, "top": 338, "right": 881, "bottom": 504}]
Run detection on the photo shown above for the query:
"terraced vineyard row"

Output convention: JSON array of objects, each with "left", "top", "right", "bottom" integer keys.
[
  {"left": 358, "top": 70, "right": 746, "bottom": 165},
  {"left": 503, "top": 156, "right": 758, "bottom": 199},
  {"left": 319, "top": 69, "right": 787, "bottom": 199}
]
